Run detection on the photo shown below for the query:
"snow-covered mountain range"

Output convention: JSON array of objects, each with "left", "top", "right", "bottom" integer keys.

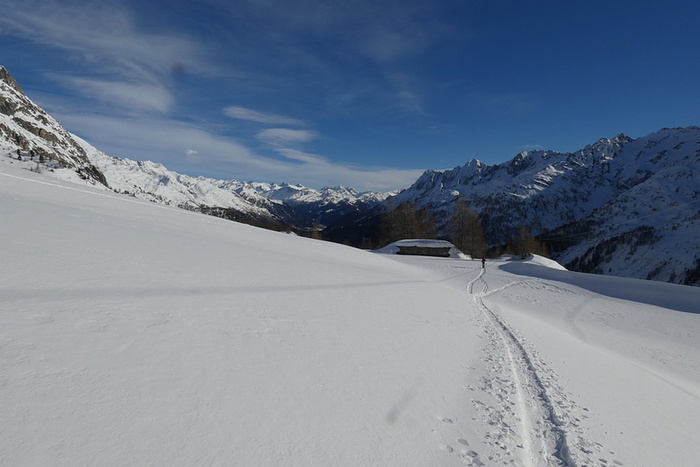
[
  {"left": 391, "top": 127, "right": 700, "bottom": 285},
  {"left": 0, "top": 65, "right": 387, "bottom": 231},
  {"left": 2, "top": 65, "right": 698, "bottom": 285}
]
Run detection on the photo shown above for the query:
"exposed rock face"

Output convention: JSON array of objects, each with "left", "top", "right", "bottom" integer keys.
[
  {"left": 0, "top": 66, "right": 23, "bottom": 94},
  {"left": 0, "top": 66, "right": 108, "bottom": 186}
]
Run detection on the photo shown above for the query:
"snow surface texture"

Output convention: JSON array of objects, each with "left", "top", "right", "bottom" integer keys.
[{"left": 2, "top": 161, "right": 700, "bottom": 466}]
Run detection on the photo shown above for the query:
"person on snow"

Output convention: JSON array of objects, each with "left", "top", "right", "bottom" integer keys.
[{"left": 481, "top": 257, "right": 486, "bottom": 268}]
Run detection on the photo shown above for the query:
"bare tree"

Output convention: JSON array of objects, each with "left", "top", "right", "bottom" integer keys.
[
  {"left": 416, "top": 206, "right": 438, "bottom": 240},
  {"left": 379, "top": 201, "right": 437, "bottom": 246},
  {"left": 510, "top": 224, "right": 549, "bottom": 258},
  {"left": 447, "top": 198, "right": 487, "bottom": 258}
]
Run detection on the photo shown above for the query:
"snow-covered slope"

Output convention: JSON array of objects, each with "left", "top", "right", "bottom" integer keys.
[
  {"left": 0, "top": 161, "right": 483, "bottom": 466},
  {"left": 79, "top": 138, "right": 273, "bottom": 217},
  {"left": 2, "top": 161, "right": 699, "bottom": 466}
]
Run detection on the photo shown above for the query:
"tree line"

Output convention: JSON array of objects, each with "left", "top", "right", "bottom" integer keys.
[{"left": 378, "top": 198, "right": 549, "bottom": 259}]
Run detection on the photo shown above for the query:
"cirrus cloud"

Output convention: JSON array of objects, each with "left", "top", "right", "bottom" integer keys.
[
  {"left": 223, "top": 106, "right": 305, "bottom": 126},
  {"left": 256, "top": 128, "right": 319, "bottom": 146},
  {"left": 65, "top": 77, "right": 174, "bottom": 113},
  {"left": 274, "top": 148, "right": 327, "bottom": 164}
]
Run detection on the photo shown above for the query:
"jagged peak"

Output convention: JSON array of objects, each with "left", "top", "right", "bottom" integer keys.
[
  {"left": 612, "top": 133, "right": 632, "bottom": 144},
  {"left": 584, "top": 134, "right": 631, "bottom": 154},
  {"left": 278, "top": 182, "right": 305, "bottom": 190},
  {"left": 583, "top": 134, "right": 632, "bottom": 152},
  {"left": 512, "top": 151, "right": 531, "bottom": 163},
  {"left": 0, "top": 66, "right": 24, "bottom": 94},
  {"left": 415, "top": 168, "right": 441, "bottom": 183},
  {"left": 319, "top": 186, "right": 359, "bottom": 195},
  {"left": 505, "top": 150, "right": 535, "bottom": 175}
]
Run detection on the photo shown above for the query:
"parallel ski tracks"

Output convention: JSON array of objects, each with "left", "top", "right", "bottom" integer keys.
[{"left": 469, "top": 268, "right": 573, "bottom": 467}]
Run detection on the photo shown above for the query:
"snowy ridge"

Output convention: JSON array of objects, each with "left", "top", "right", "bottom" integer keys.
[
  {"left": 219, "top": 179, "right": 392, "bottom": 224},
  {"left": 82, "top": 140, "right": 387, "bottom": 226},
  {"left": 226, "top": 181, "right": 386, "bottom": 205},
  {"left": 78, "top": 138, "right": 272, "bottom": 216},
  {"left": 393, "top": 130, "right": 695, "bottom": 231}
]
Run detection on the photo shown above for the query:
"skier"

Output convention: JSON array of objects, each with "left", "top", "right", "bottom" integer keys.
[{"left": 481, "top": 257, "right": 486, "bottom": 268}]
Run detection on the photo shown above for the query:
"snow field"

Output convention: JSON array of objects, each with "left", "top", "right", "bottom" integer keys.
[
  {"left": 480, "top": 267, "right": 700, "bottom": 467},
  {"left": 1, "top": 163, "right": 484, "bottom": 466},
  {"left": 386, "top": 254, "right": 700, "bottom": 466},
  {"left": 2, "top": 160, "right": 700, "bottom": 466}
]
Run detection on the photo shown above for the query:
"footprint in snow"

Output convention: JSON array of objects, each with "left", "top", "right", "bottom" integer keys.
[{"left": 465, "top": 450, "right": 484, "bottom": 466}]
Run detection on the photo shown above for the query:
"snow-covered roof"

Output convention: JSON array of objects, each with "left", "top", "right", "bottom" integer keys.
[{"left": 374, "top": 239, "right": 469, "bottom": 259}]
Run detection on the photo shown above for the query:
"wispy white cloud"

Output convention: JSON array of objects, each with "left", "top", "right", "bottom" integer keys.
[
  {"left": 0, "top": 1, "right": 208, "bottom": 77},
  {"left": 256, "top": 128, "right": 319, "bottom": 146},
  {"left": 270, "top": 147, "right": 423, "bottom": 192},
  {"left": 222, "top": 0, "right": 447, "bottom": 63},
  {"left": 207, "top": 0, "right": 455, "bottom": 113},
  {"left": 386, "top": 73, "right": 427, "bottom": 115},
  {"left": 284, "top": 159, "right": 423, "bottom": 192},
  {"left": 223, "top": 106, "right": 304, "bottom": 126},
  {"left": 275, "top": 148, "right": 327, "bottom": 164},
  {"left": 66, "top": 77, "right": 174, "bottom": 113},
  {"left": 57, "top": 112, "right": 419, "bottom": 191},
  {"left": 352, "top": 6, "right": 444, "bottom": 64},
  {"left": 0, "top": 0, "right": 210, "bottom": 112},
  {"left": 57, "top": 113, "right": 264, "bottom": 169}
]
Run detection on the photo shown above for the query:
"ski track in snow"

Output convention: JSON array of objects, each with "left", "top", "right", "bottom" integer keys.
[{"left": 467, "top": 268, "right": 619, "bottom": 467}]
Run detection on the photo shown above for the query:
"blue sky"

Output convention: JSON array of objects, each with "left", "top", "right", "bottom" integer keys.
[{"left": 1, "top": 0, "right": 698, "bottom": 191}]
